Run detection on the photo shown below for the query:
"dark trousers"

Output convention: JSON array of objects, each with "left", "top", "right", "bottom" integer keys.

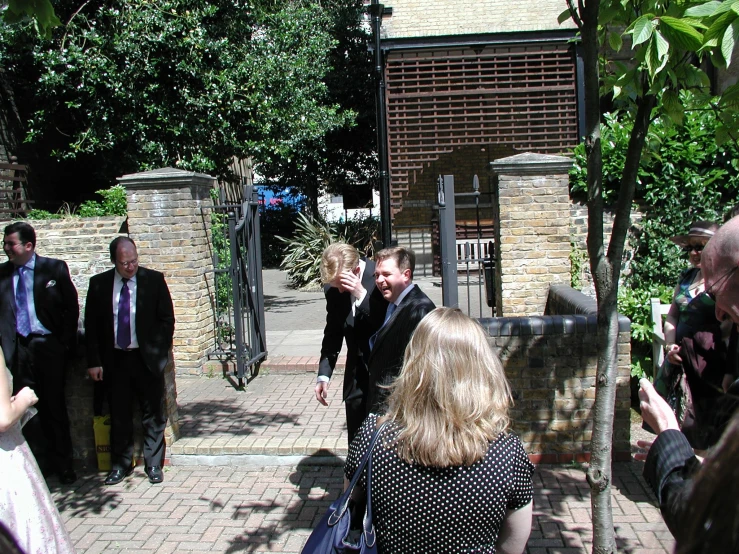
[
  {"left": 344, "top": 367, "right": 369, "bottom": 447},
  {"left": 109, "top": 349, "right": 166, "bottom": 470},
  {"left": 13, "top": 333, "right": 74, "bottom": 473}
]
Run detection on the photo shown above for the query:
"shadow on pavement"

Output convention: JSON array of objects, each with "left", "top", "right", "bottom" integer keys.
[
  {"left": 49, "top": 473, "right": 123, "bottom": 518},
  {"left": 177, "top": 399, "right": 301, "bottom": 438},
  {"left": 263, "top": 293, "right": 324, "bottom": 313},
  {"left": 222, "top": 451, "right": 344, "bottom": 553}
]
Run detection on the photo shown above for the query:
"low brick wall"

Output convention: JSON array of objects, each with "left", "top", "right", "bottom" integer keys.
[{"left": 483, "top": 285, "right": 631, "bottom": 463}]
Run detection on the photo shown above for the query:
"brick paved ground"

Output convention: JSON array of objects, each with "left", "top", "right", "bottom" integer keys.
[
  {"left": 50, "top": 375, "right": 675, "bottom": 553},
  {"left": 51, "top": 459, "right": 674, "bottom": 553},
  {"left": 47, "top": 270, "right": 675, "bottom": 552}
]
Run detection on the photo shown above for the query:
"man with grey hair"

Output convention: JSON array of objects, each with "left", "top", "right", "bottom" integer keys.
[{"left": 639, "top": 214, "right": 739, "bottom": 545}]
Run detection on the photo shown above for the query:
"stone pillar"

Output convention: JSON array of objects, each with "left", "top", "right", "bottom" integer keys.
[
  {"left": 118, "top": 167, "right": 217, "bottom": 445},
  {"left": 490, "top": 153, "right": 573, "bottom": 317}
]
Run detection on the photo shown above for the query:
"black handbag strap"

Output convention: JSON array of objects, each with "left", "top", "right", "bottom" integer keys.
[
  {"left": 329, "top": 420, "right": 389, "bottom": 529},
  {"left": 363, "top": 421, "right": 382, "bottom": 547}
]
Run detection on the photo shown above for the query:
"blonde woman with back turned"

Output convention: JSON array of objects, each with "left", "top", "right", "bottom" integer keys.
[{"left": 344, "top": 307, "right": 534, "bottom": 554}]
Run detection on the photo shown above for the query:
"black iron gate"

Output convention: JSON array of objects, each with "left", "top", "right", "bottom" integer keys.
[
  {"left": 436, "top": 174, "right": 497, "bottom": 318},
  {"left": 209, "top": 185, "right": 267, "bottom": 387}
]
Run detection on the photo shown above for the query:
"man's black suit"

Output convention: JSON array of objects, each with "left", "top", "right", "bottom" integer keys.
[
  {"left": 366, "top": 285, "right": 435, "bottom": 414},
  {"left": 319, "top": 259, "right": 386, "bottom": 442},
  {"left": 85, "top": 266, "right": 175, "bottom": 470},
  {"left": 0, "top": 255, "right": 79, "bottom": 473}
]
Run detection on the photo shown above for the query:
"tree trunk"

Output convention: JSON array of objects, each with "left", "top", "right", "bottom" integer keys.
[{"left": 581, "top": 29, "right": 657, "bottom": 548}]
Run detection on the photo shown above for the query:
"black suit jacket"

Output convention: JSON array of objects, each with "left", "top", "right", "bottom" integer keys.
[
  {"left": 318, "top": 259, "right": 387, "bottom": 401},
  {"left": 643, "top": 429, "right": 701, "bottom": 543},
  {"left": 85, "top": 266, "right": 175, "bottom": 375},
  {"left": 0, "top": 255, "right": 79, "bottom": 367},
  {"left": 366, "top": 284, "right": 435, "bottom": 413}
]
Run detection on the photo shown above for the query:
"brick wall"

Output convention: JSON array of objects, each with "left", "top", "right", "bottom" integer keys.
[
  {"left": 492, "top": 153, "right": 572, "bottom": 316},
  {"left": 482, "top": 285, "right": 632, "bottom": 463},
  {"left": 381, "top": 0, "right": 575, "bottom": 39},
  {"left": 121, "top": 168, "right": 216, "bottom": 376},
  {"left": 569, "top": 201, "right": 645, "bottom": 296}
]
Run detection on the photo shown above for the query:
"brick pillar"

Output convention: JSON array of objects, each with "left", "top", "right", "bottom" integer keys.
[
  {"left": 490, "top": 153, "right": 573, "bottom": 317},
  {"left": 118, "top": 167, "right": 216, "bottom": 445}
]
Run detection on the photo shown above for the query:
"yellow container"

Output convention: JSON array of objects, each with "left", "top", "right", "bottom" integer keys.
[{"left": 93, "top": 415, "right": 112, "bottom": 471}]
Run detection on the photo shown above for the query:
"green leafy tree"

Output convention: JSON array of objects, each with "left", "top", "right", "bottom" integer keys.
[
  {"left": 0, "top": 0, "right": 368, "bottom": 206},
  {"left": 1, "top": 0, "right": 60, "bottom": 37},
  {"left": 571, "top": 97, "right": 739, "bottom": 379},
  {"left": 561, "top": 0, "right": 739, "bottom": 551}
]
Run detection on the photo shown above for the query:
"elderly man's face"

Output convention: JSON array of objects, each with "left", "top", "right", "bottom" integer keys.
[{"left": 703, "top": 249, "right": 739, "bottom": 325}]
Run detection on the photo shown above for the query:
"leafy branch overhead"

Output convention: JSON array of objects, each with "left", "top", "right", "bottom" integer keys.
[
  {"left": 563, "top": 0, "right": 739, "bottom": 142},
  {"left": 2, "top": 0, "right": 60, "bottom": 37},
  {"left": 0, "top": 0, "right": 373, "bottom": 202}
]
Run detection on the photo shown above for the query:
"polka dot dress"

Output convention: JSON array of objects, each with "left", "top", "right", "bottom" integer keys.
[{"left": 344, "top": 414, "right": 535, "bottom": 554}]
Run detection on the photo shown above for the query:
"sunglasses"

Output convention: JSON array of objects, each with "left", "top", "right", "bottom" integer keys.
[
  {"left": 682, "top": 244, "right": 705, "bottom": 253},
  {"left": 705, "top": 266, "right": 738, "bottom": 303}
]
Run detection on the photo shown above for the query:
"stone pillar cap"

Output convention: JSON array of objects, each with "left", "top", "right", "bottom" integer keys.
[
  {"left": 117, "top": 167, "right": 215, "bottom": 189},
  {"left": 490, "top": 152, "right": 573, "bottom": 176}
]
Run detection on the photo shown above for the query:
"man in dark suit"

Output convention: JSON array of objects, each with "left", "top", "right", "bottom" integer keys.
[
  {"left": 315, "top": 243, "right": 386, "bottom": 444},
  {"left": 85, "top": 237, "right": 175, "bottom": 485},
  {"left": 366, "top": 246, "right": 435, "bottom": 414},
  {"left": 0, "top": 222, "right": 79, "bottom": 483}
]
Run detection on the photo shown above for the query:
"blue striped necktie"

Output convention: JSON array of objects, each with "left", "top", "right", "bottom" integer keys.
[
  {"left": 15, "top": 266, "right": 31, "bottom": 337},
  {"left": 370, "top": 303, "right": 396, "bottom": 351}
]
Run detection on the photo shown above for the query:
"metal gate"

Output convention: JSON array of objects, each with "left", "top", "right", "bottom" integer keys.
[
  {"left": 436, "top": 174, "right": 498, "bottom": 318},
  {"left": 209, "top": 185, "right": 267, "bottom": 387}
]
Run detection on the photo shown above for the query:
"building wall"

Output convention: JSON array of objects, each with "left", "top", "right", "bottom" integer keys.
[{"left": 381, "top": 0, "right": 575, "bottom": 39}]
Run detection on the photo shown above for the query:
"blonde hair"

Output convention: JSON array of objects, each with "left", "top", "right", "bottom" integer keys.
[
  {"left": 382, "top": 307, "right": 512, "bottom": 467},
  {"left": 320, "top": 243, "right": 360, "bottom": 284}
]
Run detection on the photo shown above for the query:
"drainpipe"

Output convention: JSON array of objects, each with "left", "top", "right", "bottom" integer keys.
[{"left": 370, "top": 0, "right": 392, "bottom": 247}]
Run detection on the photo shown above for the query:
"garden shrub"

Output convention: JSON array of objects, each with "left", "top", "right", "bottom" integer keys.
[
  {"left": 277, "top": 212, "right": 380, "bottom": 289},
  {"left": 570, "top": 91, "right": 739, "bottom": 378}
]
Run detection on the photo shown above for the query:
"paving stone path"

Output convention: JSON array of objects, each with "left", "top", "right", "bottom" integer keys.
[{"left": 47, "top": 269, "right": 675, "bottom": 552}]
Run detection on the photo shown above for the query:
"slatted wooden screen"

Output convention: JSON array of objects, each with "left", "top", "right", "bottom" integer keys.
[{"left": 385, "top": 42, "right": 580, "bottom": 205}]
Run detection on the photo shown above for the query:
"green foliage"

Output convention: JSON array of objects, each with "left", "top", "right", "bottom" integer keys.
[
  {"left": 570, "top": 91, "right": 739, "bottom": 291},
  {"left": 78, "top": 185, "right": 127, "bottom": 217},
  {"left": 2, "top": 0, "right": 60, "bottom": 38},
  {"left": 26, "top": 208, "right": 62, "bottom": 220},
  {"left": 571, "top": 91, "right": 739, "bottom": 374},
  {"left": 25, "top": 187, "right": 126, "bottom": 218},
  {"left": 209, "top": 188, "right": 231, "bottom": 319},
  {"left": 0, "top": 0, "right": 368, "bottom": 203},
  {"left": 277, "top": 212, "right": 380, "bottom": 288},
  {"left": 617, "top": 284, "right": 673, "bottom": 379},
  {"left": 278, "top": 213, "right": 343, "bottom": 289},
  {"left": 569, "top": 112, "right": 650, "bottom": 203},
  {"left": 335, "top": 213, "right": 381, "bottom": 259},
  {"left": 569, "top": 242, "right": 588, "bottom": 289}
]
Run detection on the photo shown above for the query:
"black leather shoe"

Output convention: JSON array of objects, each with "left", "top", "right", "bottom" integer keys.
[
  {"left": 145, "top": 465, "right": 163, "bottom": 484},
  {"left": 59, "top": 469, "right": 77, "bottom": 485},
  {"left": 104, "top": 467, "right": 134, "bottom": 486}
]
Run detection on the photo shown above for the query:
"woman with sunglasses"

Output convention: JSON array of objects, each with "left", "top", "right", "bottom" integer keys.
[{"left": 660, "top": 220, "right": 733, "bottom": 449}]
